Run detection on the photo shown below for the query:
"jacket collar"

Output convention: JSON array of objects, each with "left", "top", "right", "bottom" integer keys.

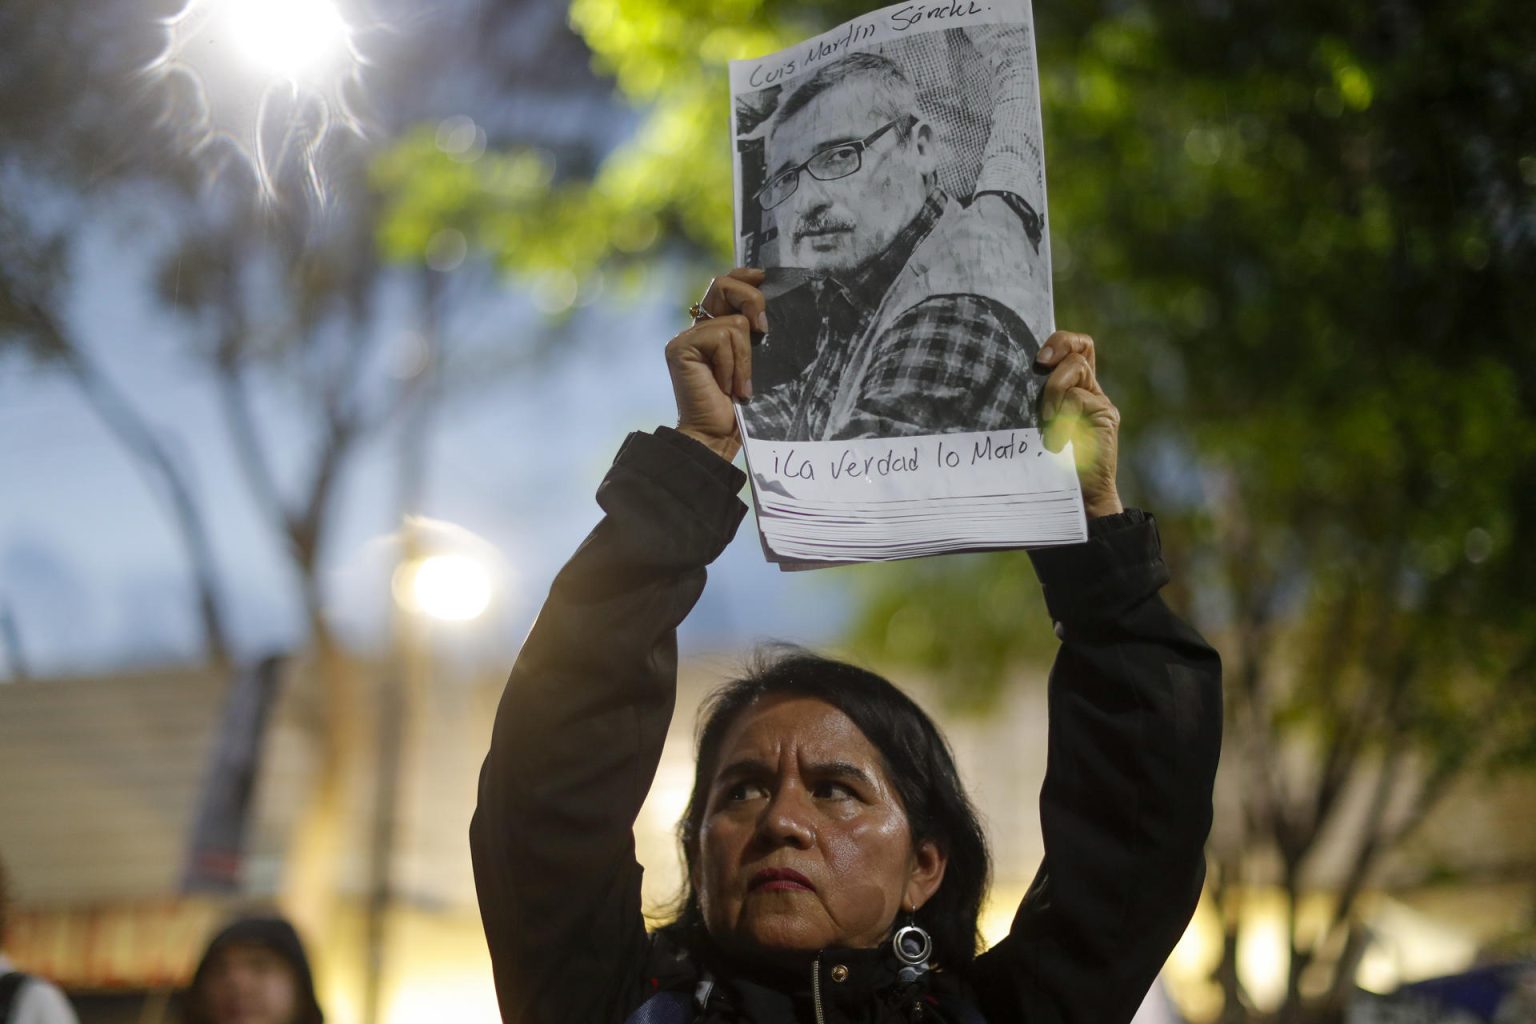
[{"left": 691, "top": 937, "right": 934, "bottom": 1021}]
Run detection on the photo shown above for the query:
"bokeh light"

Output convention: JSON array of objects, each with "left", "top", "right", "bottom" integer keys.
[
  {"left": 425, "top": 228, "right": 468, "bottom": 272},
  {"left": 394, "top": 554, "right": 494, "bottom": 622}
]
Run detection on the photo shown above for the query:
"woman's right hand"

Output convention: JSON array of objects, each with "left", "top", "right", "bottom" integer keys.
[
  {"left": 1037, "top": 330, "right": 1124, "bottom": 519},
  {"left": 665, "top": 267, "right": 769, "bottom": 462}
]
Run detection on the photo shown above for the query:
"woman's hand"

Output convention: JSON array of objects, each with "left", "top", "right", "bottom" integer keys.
[
  {"left": 1037, "top": 330, "right": 1124, "bottom": 519},
  {"left": 665, "top": 268, "right": 768, "bottom": 462}
]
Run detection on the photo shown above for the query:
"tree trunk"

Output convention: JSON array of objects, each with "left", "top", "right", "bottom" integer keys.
[{"left": 67, "top": 350, "right": 234, "bottom": 670}]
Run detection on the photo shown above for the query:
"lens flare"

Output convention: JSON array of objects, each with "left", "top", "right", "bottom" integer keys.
[
  {"left": 227, "top": 0, "right": 352, "bottom": 80},
  {"left": 150, "top": 0, "right": 369, "bottom": 203}
]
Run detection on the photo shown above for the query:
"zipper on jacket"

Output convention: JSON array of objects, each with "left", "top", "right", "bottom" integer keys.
[{"left": 812, "top": 953, "right": 826, "bottom": 1024}]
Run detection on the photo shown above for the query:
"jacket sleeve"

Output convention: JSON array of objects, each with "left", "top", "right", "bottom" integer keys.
[
  {"left": 972, "top": 511, "right": 1223, "bottom": 1024},
  {"left": 469, "top": 429, "right": 747, "bottom": 1024}
]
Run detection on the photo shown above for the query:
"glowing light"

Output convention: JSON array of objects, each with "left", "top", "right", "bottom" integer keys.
[
  {"left": 1355, "top": 898, "right": 1479, "bottom": 994},
  {"left": 1163, "top": 903, "right": 1223, "bottom": 1021},
  {"left": 641, "top": 763, "right": 693, "bottom": 830},
  {"left": 152, "top": 0, "right": 367, "bottom": 202},
  {"left": 226, "top": 0, "right": 352, "bottom": 81},
  {"left": 1236, "top": 905, "right": 1289, "bottom": 1011},
  {"left": 394, "top": 555, "right": 493, "bottom": 622},
  {"left": 388, "top": 331, "right": 430, "bottom": 380},
  {"left": 977, "top": 885, "right": 1031, "bottom": 949},
  {"left": 377, "top": 921, "right": 501, "bottom": 1024},
  {"left": 425, "top": 229, "right": 468, "bottom": 272},
  {"left": 386, "top": 974, "right": 501, "bottom": 1024},
  {"left": 436, "top": 115, "right": 487, "bottom": 163},
  {"left": 532, "top": 270, "right": 580, "bottom": 314}
]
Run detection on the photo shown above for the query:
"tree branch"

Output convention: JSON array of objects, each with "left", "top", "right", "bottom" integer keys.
[
  {"left": 212, "top": 298, "right": 293, "bottom": 542},
  {"left": 61, "top": 338, "right": 233, "bottom": 669}
]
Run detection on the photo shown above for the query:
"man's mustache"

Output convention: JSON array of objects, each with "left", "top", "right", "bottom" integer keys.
[{"left": 793, "top": 216, "right": 855, "bottom": 243}]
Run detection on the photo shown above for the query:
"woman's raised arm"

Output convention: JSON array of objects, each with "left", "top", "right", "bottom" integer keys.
[
  {"left": 470, "top": 274, "right": 760, "bottom": 1023},
  {"left": 974, "top": 334, "right": 1222, "bottom": 1023}
]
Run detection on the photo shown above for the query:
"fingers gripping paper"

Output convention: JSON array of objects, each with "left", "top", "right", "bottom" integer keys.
[{"left": 728, "top": 1, "right": 1086, "bottom": 568}]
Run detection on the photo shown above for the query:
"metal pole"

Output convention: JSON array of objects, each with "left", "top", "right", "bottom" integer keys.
[
  {"left": 361, "top": 268, "right": 442, "bottom": 1024},
  {"left": 0, "top": 601, "right": 29, "bottom": 681}
]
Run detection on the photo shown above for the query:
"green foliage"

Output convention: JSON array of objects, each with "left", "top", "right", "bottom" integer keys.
[
  {"left": 844, "top": 551, "right": 1053, "bottom": 714},
  {"left": 876, "top": 1, "right": 1535, "bottom": 710},
  {"left": 11, "top": 0, "right": 1489, "bottom": 1012},
  {"left": 377, "top": 1, "right": 1536, "bottom": 730},
  {"left": 377, "top": 2, "right": 1536, "bottom": 1009},
  {"left": 372, "top": 0, "right": 843, "bottom": 281}
]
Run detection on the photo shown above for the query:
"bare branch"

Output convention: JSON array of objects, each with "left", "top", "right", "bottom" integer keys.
[
  {"left": 213, "top": 324, "right": 293, "bottom": 539},
  {"left": 62, "top": 339, "right": 234, "bottom": 669}
]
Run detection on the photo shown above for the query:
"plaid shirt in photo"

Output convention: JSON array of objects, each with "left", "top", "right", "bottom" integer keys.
[{"left": 743, "top": 190, "right": 1042, "bottom": 441}]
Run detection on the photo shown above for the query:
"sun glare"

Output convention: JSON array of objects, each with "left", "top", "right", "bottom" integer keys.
[
  {"left": 154, "top": 0, "right": 367, "bottom": 201},
  {"left": 226, "top": 0, "right": 352, "bottom": 81}
]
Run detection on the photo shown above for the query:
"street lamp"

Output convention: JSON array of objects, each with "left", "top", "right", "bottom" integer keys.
[
  {"left": 393, "top": 554, "right": 494, "bottom": 623},
  {"left": 367, "top": 540, "right": 498, "bottom": 1024}
]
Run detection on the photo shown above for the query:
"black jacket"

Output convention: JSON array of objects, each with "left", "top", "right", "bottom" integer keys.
[{"left": 470, "top": 429, "right": 1222, "bottom": 1024}]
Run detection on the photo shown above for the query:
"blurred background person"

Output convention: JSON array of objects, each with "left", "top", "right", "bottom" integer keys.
[
  {"left": 0, "top": 854, "right": 80, "bottom": 1024},
  {"left": 179, "top": 917, "right": 324, "bottom": 1024}
]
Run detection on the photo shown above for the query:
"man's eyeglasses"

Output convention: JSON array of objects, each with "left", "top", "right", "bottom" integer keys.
[{"left": 755, "top": 115, "right": 918, "bottom": 212}]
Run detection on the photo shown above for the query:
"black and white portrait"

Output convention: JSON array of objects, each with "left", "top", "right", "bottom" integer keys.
[{"left": 731, "top": 19, "right": 1053, "bottom": 444}]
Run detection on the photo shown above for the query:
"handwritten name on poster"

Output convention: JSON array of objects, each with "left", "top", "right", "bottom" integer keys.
[{"left": 735, "top": 0, "right": 1025, "bottom": 91}]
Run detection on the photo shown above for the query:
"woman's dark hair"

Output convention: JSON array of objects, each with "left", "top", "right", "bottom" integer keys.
[
  {"left": 671, "top": 645, "right": 991, "bottom": 969},
  {"left": 181, "top": 915, "right": 324, "bottom": 1024}
]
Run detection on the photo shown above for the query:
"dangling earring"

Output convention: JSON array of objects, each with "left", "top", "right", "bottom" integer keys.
[{"left": 891, "top": 905, "right": 933, "bottom": 984}]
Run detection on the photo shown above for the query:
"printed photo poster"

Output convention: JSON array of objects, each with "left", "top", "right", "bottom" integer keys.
[{"left": 727, "top": 0, "right": 1087, "bottom": 567}]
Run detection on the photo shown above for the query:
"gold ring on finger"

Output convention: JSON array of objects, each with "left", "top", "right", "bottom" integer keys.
[{"left": 688, "top": 302, "right": 715, "bottom": 323}]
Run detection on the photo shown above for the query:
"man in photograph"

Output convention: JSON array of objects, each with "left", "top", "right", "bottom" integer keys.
[{"left": 739, "top": 50, "right": 1045, "bottom": 442}]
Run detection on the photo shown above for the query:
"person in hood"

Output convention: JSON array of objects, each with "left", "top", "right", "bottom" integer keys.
[{"left": 181, "top": 916, "right": 323, "bottom": 1024}]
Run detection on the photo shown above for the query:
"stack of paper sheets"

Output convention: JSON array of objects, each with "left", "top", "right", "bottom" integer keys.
[
  {"left": 743, "top": 431, "right": 1086, "bottom": 568},
  {"left": 727, "top": 0, "right": 1086, "bottom": 568}
]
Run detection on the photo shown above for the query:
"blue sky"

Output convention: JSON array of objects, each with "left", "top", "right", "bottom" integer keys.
[
  {"left": 0, "top": 0, "right": 863, "bottom": 683},
  {"left": 0, "top": 217, "right": 852, "bottom": 680}
]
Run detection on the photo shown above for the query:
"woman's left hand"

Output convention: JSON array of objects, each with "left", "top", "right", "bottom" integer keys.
[{"left": 1037, "top": 330, "right": 1124, "bottom": 519}]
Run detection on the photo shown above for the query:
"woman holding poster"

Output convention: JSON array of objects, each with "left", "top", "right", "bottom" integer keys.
[{"left": 468, "top": 262, "right": 1222, "bottom": 1023}]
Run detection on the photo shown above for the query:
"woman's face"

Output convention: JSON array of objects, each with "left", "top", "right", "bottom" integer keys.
[
  {"left": 199, "top": 943, "right": 299, "bottom": 1024},
  {"left": 694, "top": 695, "right": 946, "bottom": 956}
]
